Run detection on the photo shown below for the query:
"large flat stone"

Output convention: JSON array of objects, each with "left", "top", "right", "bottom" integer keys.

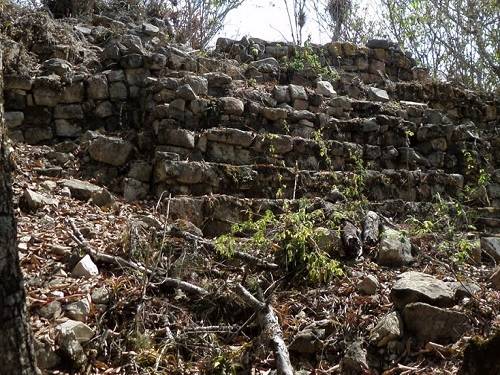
[
  {"left": 377, "top": 227, "right": 413, "bottom": 266},
  {"left": 88, "top": 135, "right": 133, "bottom": 166},
  {"left": 60, "top": 179, "right": 103, "bottom": 201},
  {"left": 390, "top": 271, "right": 455, "bottom": 308},
  {"left": 403, "top": 302, "right": 470, "bottom": 343}
]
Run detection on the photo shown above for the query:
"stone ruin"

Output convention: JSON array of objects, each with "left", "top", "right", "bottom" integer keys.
[
  {"left": 2, "top": 19, "right": 500, "bottom": 236},
  {"left": 2, "top": 11, "right": 500, "bottom": 374}
]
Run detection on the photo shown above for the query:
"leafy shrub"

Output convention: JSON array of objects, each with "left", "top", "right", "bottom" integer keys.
[
  {"left": 285, "top": 42, "right": 339, "bottom": 81},
  {"left": 215, "top": 204, "right": 343, "bottom": 283}
]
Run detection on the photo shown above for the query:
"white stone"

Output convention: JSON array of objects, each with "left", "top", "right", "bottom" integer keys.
[
  {"left": 368, "top": 87, "right": 389, "bottom": 102},
  {"left": 316, "top": 81, "right": 336, "bottom": 97},
  {"left": 65, "top": 299, "right": 91, "bottom": 321},
  {"left": 72, "top": 255, "right": 98, "bottom": 278},
  {"left": 56, "top": 320, "right": 94, "bottom": 343},
  {"left": 369, "top": 311, "right": 403, "bottom": 347}
]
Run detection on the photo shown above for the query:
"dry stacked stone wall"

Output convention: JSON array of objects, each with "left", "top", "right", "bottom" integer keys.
[{"left": 2, "top": 36, "right": 499, "bottom": 208}]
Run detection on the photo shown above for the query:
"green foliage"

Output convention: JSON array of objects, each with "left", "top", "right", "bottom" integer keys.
[
  {"left": 382, "top": 0, "right": 499, "bottom": 91},
  {"left": 313, "top": 129, "right": 332, "bottom": 168},
  {"left": 215, "top": 205, "right": 343, "bottom": 283},
  {"left": 407, "top": 192, "right": 479, "bottom": 265},
  {"left": 461, "top": 149, "right": 492, "bottom": 204},
  {"left": 343, "top": 151, "right": 367, "bottom": 201},
  {"left": 286, "top": 42, "right": 339, "bottom": 81},
  {"left": 453, "top": 238, "right": 478, "bottom": 264}
]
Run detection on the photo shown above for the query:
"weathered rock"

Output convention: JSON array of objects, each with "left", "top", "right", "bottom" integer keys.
[
  {"left": 157, "top": 128, "right": 195, "bottom": 149},
  {"left": 128, "top": 160, "right": 153, "bottom": 182},
  {"left": 88, "top": 135, "right": 133, "bottom": 166},
  {"left": 368, "top": 87, "right": 389, "bottom": 102},
  {"left": 369, "top": 311, "right": 403, "bottom": 347},
  {"left": 403, "top": 302, "right": 470, "bottom": 343},
  {"left": 42, "top": 58, "right": 72, "bottom": 76},
  {"left": 289, "top": 84, "right": 308, "bottom": 101},
  {"left": 38, "top": 301, "right": 62, "bottom": 319},
  {"left": 55, "top": 120, "right": 81, "bottom": 137},
  {"left": 205, "top": 72, "right": 232, "bottom": 88},
  {"left": 109, "top": 81, "right": 128, "bottom": 100},
  {"left": 341, "top": 340, "right": 369, "bottom": 375},
  {"left": 123, "top": 178, "right": 149, "bottom": 201},
  {"left": 249, "top": 57, "right": 279, "bottom": 73},
  {"left": 377, "top": 227, "right": 413, "bottom": 266},
  {"left": 94, "top": 101, "right": 114, "bottom": 118},
  {"left": 87, "top": 74, "right": 109, "bottom": 99},
  {"left": 61, "top": 179, "right": 103, "bottom": 201},
  {"left": 35, "top": 339, "right": 60, "bottom": 370},
  {"left": 316, "top": 81, "right": 336, "bottom": 97},
  {"left": 21, "top": 189, "right": 58, "bottom": 211},
  {"left": 362, "top": 211, "right": 380, "bottom": 245},
  {"left": 54, "top": 104, "right": 84, "bottom": 119},
  {"left": 206, "top": 128, "right": 255, "bottom": 147},
  {"left": 459, "top": 331, "right": 500, "bottom": 375},
  {"left": 341, "top": 221, "right": 362, "bottom": 258},
  {"left": 56, "top": 320, "right": 94, "bottom": 343},
  {"left": 183, "top": 75, "right": 208, "bottom": 96},
  {"left": 91, "top": 287, "right": 110, "bottom": 304},
  {"left": 176, "top": 84, "right": 197, "bottom": 100},
  {"left": 146, "top": 53, "right": 167, "bottom": 70},
  {"left": 219, "top": 97, "right": 244, "bottom": 116},
  {"left": 390, "top": 271, "right": 455, "bottom": 309},
  {"left": 25, "top": 127, "right": 54, "bottom": 144},
  {"left": 261, "top": 107, "right": 287, "bottom": 121},
  {"left": 61, "top": 82, "right": 85, "bottom": 103},
  {"left": 120, "top": 54, "right": 143, "bottom": 69},
  {"left": 64, "top": 298, "right": 91, "bottom": 322},
  {"left": 273, "top": 85, "right": 291, "bottom": 103},
  {"left": 480, "top": 237, "right": 500, "bottom": 262},
  {"left": 142, "top": 22, "right": 159, "bottom": 35},
  {"left": 59, "top": 333, "right": 87, "bottom": 369},
  {"left": 358, "top": 274, "right": 379, "bottom": 295},
  {"left": 448, "top": 281, "right": 481, "bottom": 300},
  {"left": 72, "top": 255, "right": 99, "bottom": 278},
  {"left": 4, "top": 111, "right": 24, "bottom": 128},
  {"left": 289, "top": 328, "right": 325, "bottom": 354},
  {"left": 91, "top": 188, "right": 115, "bottom": 208}
]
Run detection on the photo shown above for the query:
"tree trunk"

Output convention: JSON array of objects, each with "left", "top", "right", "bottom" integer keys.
[{"left": 0, "top": 44, "right": 39, "bottom": 375}]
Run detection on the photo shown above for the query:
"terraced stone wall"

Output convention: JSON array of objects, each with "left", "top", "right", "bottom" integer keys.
[{"left": 2, "top": 37, "right": 499, "bottom": 208}]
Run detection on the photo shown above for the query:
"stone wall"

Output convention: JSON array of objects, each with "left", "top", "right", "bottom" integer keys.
[{"left": 2, "top": 36, "right": 500, "bottom": 207}]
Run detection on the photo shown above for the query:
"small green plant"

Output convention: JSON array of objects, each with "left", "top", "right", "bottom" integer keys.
[
  {"left": 247, "top": 78, "right": 257, "bottom": 87},
  {"left": 453, "top": 238, "right": 477, "bottom": 264},
  {"left": 461, "top": 149, "right": 492, "bottom": 204},
  {"left": 313, "top": 129, "right": 332, "bottom": 168},
  {"left": 215, "top": 205, "right": 343, "bottom": 283},
  {"left": 343, "top": 151, "right": 367, "bottom": 201},
  {"left": 406, "top": 217, "right": 436, "bottom": 235},
  {"left": 286, "top": 42, "right": 339, "bottom": 81}
]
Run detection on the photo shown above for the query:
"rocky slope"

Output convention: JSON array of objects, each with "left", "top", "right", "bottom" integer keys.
[{"left": 2, "top": 5, "right": 500, "bottom": 375}]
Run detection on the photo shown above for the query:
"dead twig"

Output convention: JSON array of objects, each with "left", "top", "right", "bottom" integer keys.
[
  {"left": 67, "top": 219, "right": 208, "bottom": 297},
  {"left": 172, "top": 228, "right": 280, "bottom": 270},
  {"left": 232, "top": 283, "right": 293, "bottom": 375}
]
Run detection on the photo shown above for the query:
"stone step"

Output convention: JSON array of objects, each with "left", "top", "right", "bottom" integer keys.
[
  {"left": 153, "top": 160, "right": 465, "bottom": 202},
  {"left": 160, "top": 195, "right": 495, "bottom": 237},
  {"left": 142, "top": 126, "right": 479, "bottom": 174}
]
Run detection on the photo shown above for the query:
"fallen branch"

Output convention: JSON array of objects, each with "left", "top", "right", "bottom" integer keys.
[
  {"left": 172, "top": 228, "right": 279, "bottom": 270},
  {"left": 155, "top": 276, "right": 209, "bottom": 296},
  {"left": 232, "top": 283, "right": 293, "bottom": 375},
  {"left": 67, "top": 219, "right": 208, "bottom": 297}
]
